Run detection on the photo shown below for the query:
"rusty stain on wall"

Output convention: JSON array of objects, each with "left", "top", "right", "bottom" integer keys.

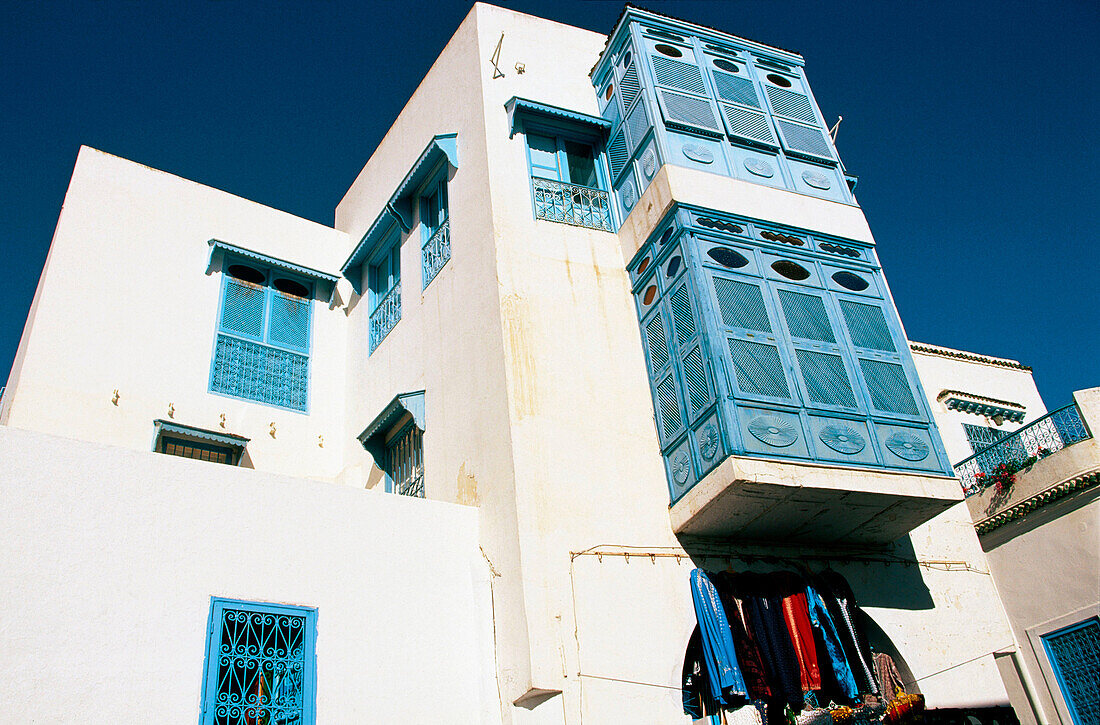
[
  {"left": 457, "top": 461, "right": 480, "bottom": 506},
  {"left": 500, "top": 293, "right": 539, "bottom": 420}
]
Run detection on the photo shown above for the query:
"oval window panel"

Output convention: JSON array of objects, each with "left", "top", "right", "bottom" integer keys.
[
  {"left": 274, "top": 278, "right": 310, "bottom": 298},
  {"left": 832, "top": 271, "right": 869, "bottom": 291},
  {"left": 666, "top": 255, "right": 682, "bottom": 277},
  {"left": 642, "top": 285, "right": 658, "bottom": 305},
  {"left": 605, "top": 84, "right": 614, "bottom": 101},
  {"left": 708, "top": 247, "right": 749, "bottom": 269},
  {"left": 227, "top": 264, "right": 265, "bottom": 285},
  {"left": 713, "top": 58, "right": 739, "bottom": 73},
  {"left": 637, "top": 256, "right": 651, "bottom": 275},
  {"left": 766, "top": 73, "right": 792, "bottom": 88},
  {"left": 659, "top": 227, "right": 675, "bottom": 246},
  {"left": 771, "top": 260, "right": 810, "bottom": 281},
  {"left": 621, "top": 51, "right": 632, "bottom": 67},
  {"left": 654, "top": 43, "right": 683, "bottom": 58}
]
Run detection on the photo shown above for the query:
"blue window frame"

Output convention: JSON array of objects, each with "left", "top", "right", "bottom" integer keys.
[
  {"left": 384, "top": 420, "right": 424, "bottom": 497},
  {"left": 368, "top": 230, "right": 401, "bottom": 353},
  {"left": 201, "top": 597, "right": 317, "bottom": 725},
  {"left": 210, "top": 259, "right": 313, "bottom": 412},
  {"left": 420, "top": 166, "right": 450, "bottom": 288},
  {"left": 1042, "top": 617, "right": 1100, "bottom": 725},
  {"left": 525, "top": 128, "right": 613, "bottom": 232}
]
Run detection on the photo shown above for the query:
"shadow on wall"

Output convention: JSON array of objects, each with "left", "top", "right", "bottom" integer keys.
[{"left": 678, "top": 534, "right": 935, "bottom": 613}]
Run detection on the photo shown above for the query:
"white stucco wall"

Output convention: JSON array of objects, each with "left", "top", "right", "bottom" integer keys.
[
  {"left": 2, "top": 147, "right": 351, "bottom": 481},
  {"left": 911, "top": 343, "right": 1048, "bottom": 465},
  {"left": 0, "top": 426, "right": 497, "bottom": 724}
]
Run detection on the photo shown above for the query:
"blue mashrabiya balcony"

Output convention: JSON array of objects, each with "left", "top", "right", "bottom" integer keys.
[{"left": 628, "top": 206, "right": 961, "bottom": 544}]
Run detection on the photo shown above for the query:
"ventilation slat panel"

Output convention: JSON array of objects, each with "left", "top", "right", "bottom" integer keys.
[
  {"left": 719, "top": 104, "right": 777, "bottom": 147},
  {"left": 620, "top": 63, "right": 641, "bottom": 110},
  {"left": 625, "top": 101, "right": 650, "bottom": 153},
  {"left": 669, "top": 287, "right": 696, "bottom": 343},
  {"left": 222, "top": 279, "right": 266, "bottom": 339},
  {"left": 765, "top": 86, "right": 817, "bottom": 124},
  {"left": 658, "top": 89, "right": 722, "bottom": 135},
  {"left": 645, "top": 315, "right": 670, "bottom": 372},
  {"left": 776, "top": 119, "right": 834, "bottom": 160},
  {"left": 651, "top": 55, "right": 707, "bottom": 95},
  {"left": 795, "top": 349, "right": 856, "bottom": 408},
  {"left": 607, "top": 129, "right": 629, "bottom": 178},
  {"left": 779, "top": 290, "right": 835, "bottom": 343},
  {"left": 860, "top": 359, "right": 919, "bottom": 416},
  {"left": 840, "top": 300, "right": 896, "bottom": 352},
  {"left": 712, "top": 71, "right": 761, "bottom": 108},
  {"left": 268, "top": 292, "right": 310, "bottom": 352},
  {"left": 682, "top": 348, "right": 711, "bottom": 414},
  {"left": 713, "top": 277, "right": 772, "bottom": 333},
  {"left": 656, "top": 375, "right": 683, "bottom": 438},
  {"left": 728, "top": 338, "right": 790, "bottom": 399}
]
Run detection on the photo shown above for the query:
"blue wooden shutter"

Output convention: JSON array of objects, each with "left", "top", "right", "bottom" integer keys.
[
  {"left": 777, "top": 288, "right": 858, "bottom": 410},
  {"left": 709, "top": 272, "right": 792, "bottom": 401},
  {"left": 859, "top": 359, "right": 920, "bottom": 416},
  {"left": 669, "top": 282, "right": 712, "bottom": 421},
  {"left": 708, "top": 58, "right": 778, "bottom": 148},
  {"left": 762, "top": 71, "right": 835, "bottom": 162},
  {"left": 839, "top": 300, "right": 895, "bottom": 352},
  {"left": 268, "top": 290, "right": 311, "bottom": 352},
  {"left": 649, "top": 43, "right": 722, "bottom": 137},
  {"left": 221, "top": 277, "right": 266, "bottom": 340},
  {"left": 1041, "top": 618, "right": 1100, "bottom": 725}
]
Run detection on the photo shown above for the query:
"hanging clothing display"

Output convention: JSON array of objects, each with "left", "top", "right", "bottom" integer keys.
[
  {"left": 690, "top": 569, "right": 751, "bottom": 709},
  {"left": 806, "top": 584, "right": 860, "bottom": 703},
  {"left": 683, "top": 568, "right": 895, "bottom": 724},
  {"left": 777, "top": 572, "right": 822, "bottom": 691},
  {"left": 817, "top": 571, "right": 879, "bottom": 697}
]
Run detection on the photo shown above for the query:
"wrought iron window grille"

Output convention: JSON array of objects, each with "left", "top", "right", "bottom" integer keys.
[
  {"left": 201, "top": 598, "right": 317, "bottom": 725},
  {"left": 384, "top": 423, "right": 424, "bottom": 498},
  {"left": 422, "top": 218, "right": 450, "bottom": 288},
  {"left": 369, "top": 281, "right": 401, "bottom": 352},
  {"left": 532, "top": 177, "right": 613, "bottom": 232}
]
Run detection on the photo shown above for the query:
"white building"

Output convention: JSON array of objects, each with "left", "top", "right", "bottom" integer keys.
[{"left": 3, "top": 4, "right": 1091, "bottom": 724}]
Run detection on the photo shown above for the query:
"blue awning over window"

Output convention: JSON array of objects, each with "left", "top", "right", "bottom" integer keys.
[
  {"left": 340, "top": 134, "right": 459, "bottom": 291},
  {"left": 153, "top": 419, "right": 250, "bottom": 450},
  {"left": 208, "top": 240, "right": 340, "bottom": 294},
  {"left": 357, "top": 391, "right": 425, "bottom": 466},
  {"left": 505, "top": 96, "right": 612, "bottom": 139}
]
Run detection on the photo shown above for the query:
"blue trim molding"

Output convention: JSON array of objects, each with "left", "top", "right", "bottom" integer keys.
[
  {"left": 506, "top": 97, "right": 612, "bottom": 139},
  {"left": 207, "top": 240, "right": 339, "bottom": 287},
  {"left": 357, "top": 391, "right": 425, "bottom": 466},
  {"left": 340, "top": 134, "right": 459, "bottom": 290},
  {"left": 153, "top": 419, "right": 249, "bottom": 450}
]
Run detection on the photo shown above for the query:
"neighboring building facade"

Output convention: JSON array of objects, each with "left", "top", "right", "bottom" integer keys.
[
  {"left": 914, "top": 344, "right": 1099, "bottom": 725},
  {"left": 4, "top": 4, "right": 1086, "bottom": 724}
]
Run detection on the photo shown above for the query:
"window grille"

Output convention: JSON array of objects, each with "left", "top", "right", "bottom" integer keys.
[
  {"left": 526, "top": 131, "right": 613, "bottom": 231},
  {"left": 368, "top": 235, "right": 402, "bottom": 353},
  {"left": 421, "top": 171, "right": 450, "bottom": 288},
  {"left": 385, "top": 424, "right": 423, "bottom": 497},
  {"left": 161, "top": 436, "right": 236, "bottom": 465},
  {"left": 201, "top": 598, "right": 316, "bottom": 725},
  {"left": 1042, "top": 618, "right": 1100, "bottom": 725},
  {"left": 211, "top": 261, "right": 313, "bottom": 412}
]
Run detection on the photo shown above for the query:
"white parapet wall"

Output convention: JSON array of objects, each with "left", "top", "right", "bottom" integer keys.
[{"left": 0, "top": 426, "right": 499, "bottom": 724}]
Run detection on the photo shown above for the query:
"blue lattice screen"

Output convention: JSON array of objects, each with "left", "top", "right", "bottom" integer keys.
[{"left": 1042, "top": 618, "right": 1100, "bottom": 725}]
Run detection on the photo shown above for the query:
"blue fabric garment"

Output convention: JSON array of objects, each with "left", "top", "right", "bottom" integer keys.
[
  {"left": 690, "top": 568, "right": 750, "bottom": 708},
  {"left": 806, "top": 584, "right": 860, "bottom": 702}
]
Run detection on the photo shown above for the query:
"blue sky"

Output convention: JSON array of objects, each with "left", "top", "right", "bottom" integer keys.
[{"left": 1, "top": 0, "right": 1097, "bottom": 408}]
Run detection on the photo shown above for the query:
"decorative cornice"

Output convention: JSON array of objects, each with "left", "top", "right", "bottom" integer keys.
[
  {"left": 975, "top": 471, "right": 1100, "bottom": 534},
  {"left": 937, "top": 390, "right": 1026, "bottom": 422},
  {"left": 909, "top": 342, "right": 1032, "bottom": 371}
]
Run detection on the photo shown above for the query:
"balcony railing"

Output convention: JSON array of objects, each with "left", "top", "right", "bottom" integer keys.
[
  {"left": 532, "top": 177, "right": 613, "bottom": 232},
  {"left": 954, "top": 403, "right": 1093, "bottom": 495},
  {"left": 422, "top": 219, "right": 450, "bottom": 288},
  {"left": 369, "top": 282, "right": 401, "bottom": 352}
]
